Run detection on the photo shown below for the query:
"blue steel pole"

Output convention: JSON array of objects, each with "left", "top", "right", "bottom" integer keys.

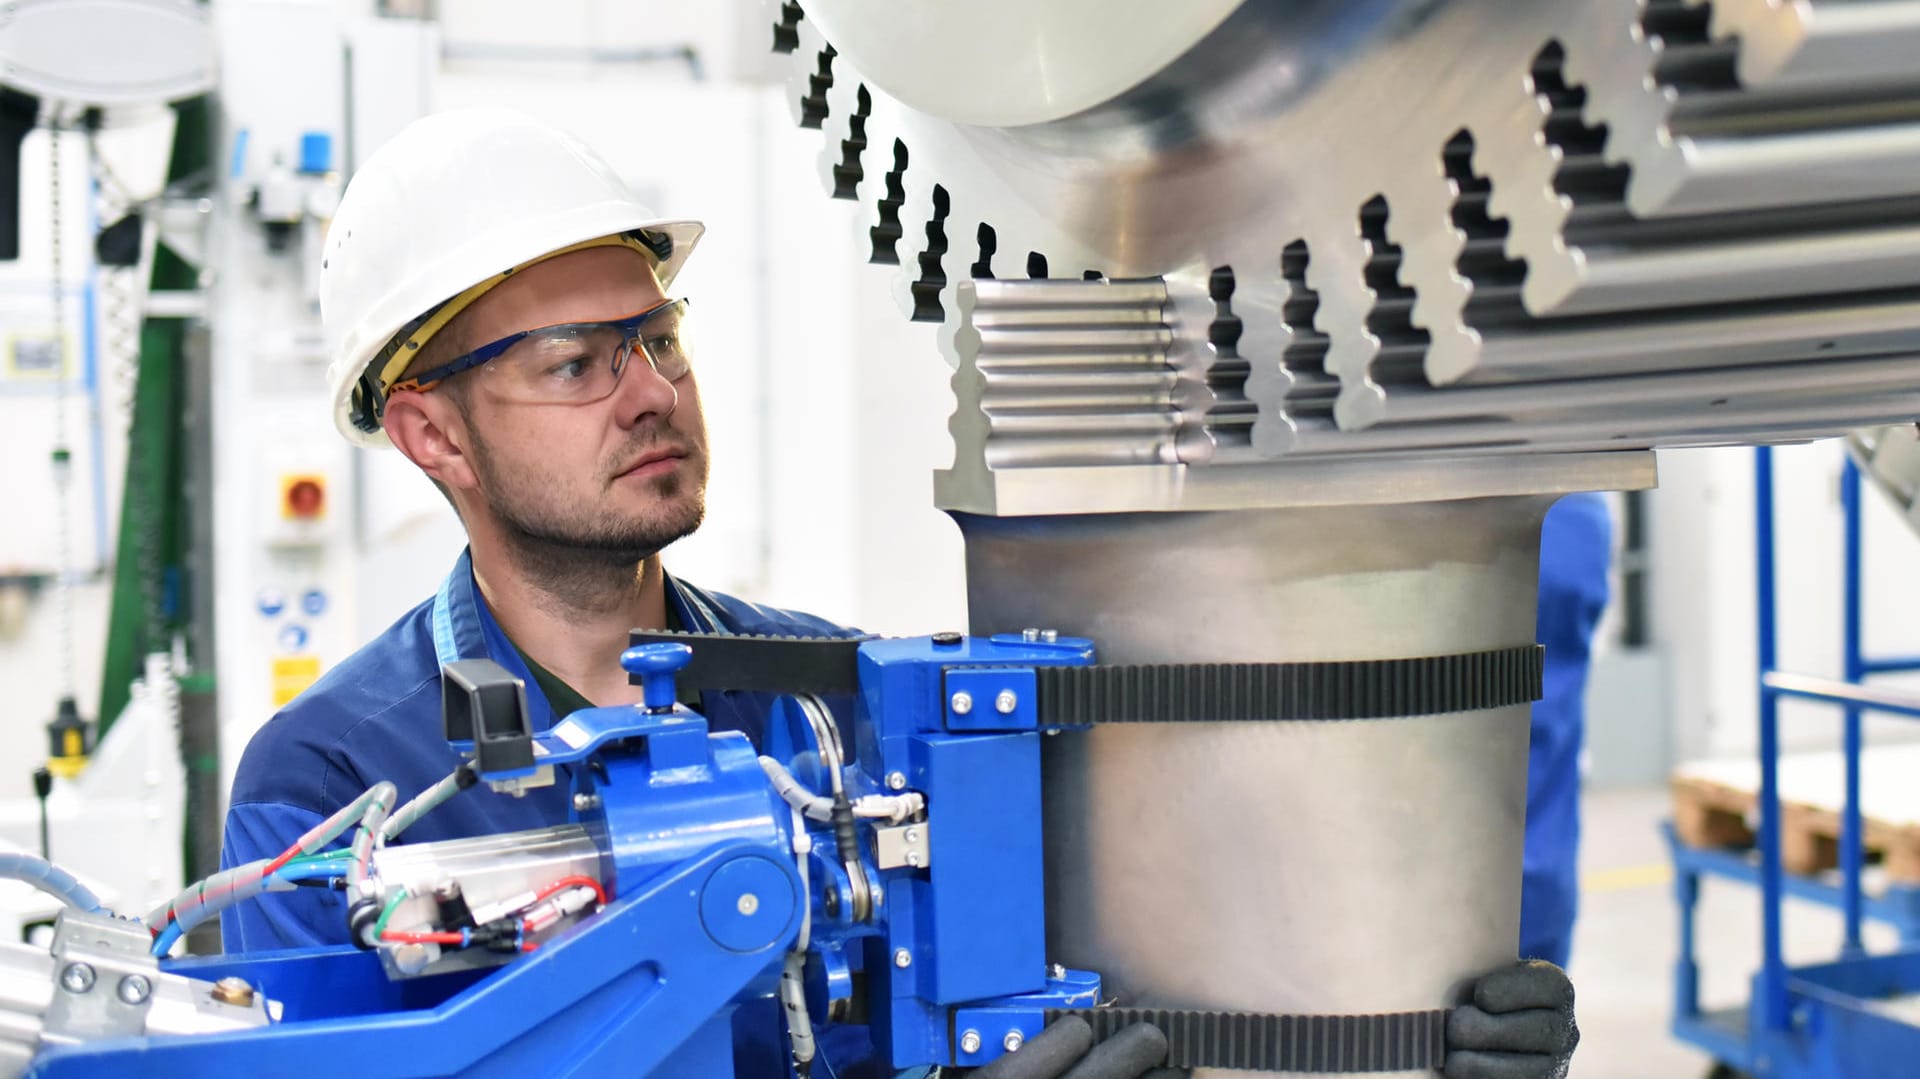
[
  {"left": 1841, "top": 456, "right": 1865, "bottom": 956},
  {"left": 1755, "top": 447, "right": 1789, "bottom": 1032}
]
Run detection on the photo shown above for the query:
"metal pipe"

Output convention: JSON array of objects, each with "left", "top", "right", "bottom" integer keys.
[
  {"left": 1841, "top": 457, "right": 1866, "bottom": 955},
  {"left": 1760, "top": 673, "right": 1920, "bottom": 719},
  {"left": 1755, "top": 446, "right": 1789, "bottom": 1033}
]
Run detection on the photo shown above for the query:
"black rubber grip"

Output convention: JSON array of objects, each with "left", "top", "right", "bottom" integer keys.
[
  {"left": 1048, "top": 1007, "right": 1449, "bottom": 1074},
  {"left": 1058, "top": 1022, "right": 1169, "bottom": 1079},
  {"left": 1037, "top": 645, "right": 1543, "bottom": 724},
  {"left": 972, "top": 1015, "right": 1095, "bottom": 1079}
]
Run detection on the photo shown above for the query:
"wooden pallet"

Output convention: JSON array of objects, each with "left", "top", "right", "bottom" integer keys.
[{"left": 1671, "top": 746, "right": 1920, "bottom": 884}]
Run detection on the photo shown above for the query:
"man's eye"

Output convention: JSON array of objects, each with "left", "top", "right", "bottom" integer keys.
[{"left": 546, "top": 356, "right": 593, "bottom": 380}]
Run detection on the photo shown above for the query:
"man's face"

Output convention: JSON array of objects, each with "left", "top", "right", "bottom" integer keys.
[{"left": 437, "top": 246, "right": 709, "bottom": 560}]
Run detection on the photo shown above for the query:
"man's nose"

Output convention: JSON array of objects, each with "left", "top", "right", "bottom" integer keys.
[{"left": 611, "top": 347, "right": 679, "bottom": 428}]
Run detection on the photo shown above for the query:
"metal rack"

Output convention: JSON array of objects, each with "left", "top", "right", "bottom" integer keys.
[{"left": 1668, "top": 445, "right": 1920, "bottom": 1077}]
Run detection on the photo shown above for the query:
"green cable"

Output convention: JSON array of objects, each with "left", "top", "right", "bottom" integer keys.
[
  {"left": 285, "top": 849, "right": 353, "bottom": 867},
  {"left": 372, "top": 885, "right": 409, "bottom": 941}
]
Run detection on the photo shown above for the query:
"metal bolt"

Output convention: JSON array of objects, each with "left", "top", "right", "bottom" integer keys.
[
  {"left": 959, "top": 1030, "right": 982, "bottom": 1054},
  {"left": 886, "top": 771, "right": 908, "bottom": 791},
  {"left": 392, "top": 942, "right": 433, "bottom": 975},
  {"left": 905, "top": 827, "right": 920, "bottom": 843},
  {"left": 1048, "top": 963, "right": 1067, "bottom": 980},
  {"left": 1041, "top": 630, "right": 1058, "bottom": 643},
  {"left": 210, "top": 977, "right": 255, "bottom": 1008},
  {"left": 116, "top": 974, "right": 152, "bottom": 1006},
  {"left": 59, "top": 963, "right": 95, "bottom": 994},
  {"left": 1004, "top": 1030, "right": 1025, "bottom": 1052},
  {"left": 950, "top": 691, "right": 973, "bottom": 715},
  {"left": 823, "top": 887, "right": 841, "bottom": 917},
  {"left": 870, "top": 883, "right": 885, "bottom": 905},
  {"left": 995, "top": 689, "right": 1018, "bottom": 714},
  {"left": 893, "top": 948, "right": 912, "bottom": 968},
  {"left": 737, "top": 893, "right": 760, "bottom": 916},
  {"left": 572, "top": 792, "right": 602, "bottom": 812},
  {"left": 1021, "top": 628, "right": 1040, "bottom": 642},
  {"left": 906, "top": 852, "right": 924, "bottom": 868}
]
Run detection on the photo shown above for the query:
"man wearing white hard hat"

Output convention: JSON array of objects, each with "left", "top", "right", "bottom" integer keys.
[
  {"left": 220, "top": 108, "right": 859, "bottom": 958},
  {"left": 219, "top": 108, "right": 1579, "bottom": 1079}
]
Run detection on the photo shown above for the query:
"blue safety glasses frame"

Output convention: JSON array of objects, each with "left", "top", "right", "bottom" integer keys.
[{"left": 388, "top": 297, "right": 691, "bottom": 402}]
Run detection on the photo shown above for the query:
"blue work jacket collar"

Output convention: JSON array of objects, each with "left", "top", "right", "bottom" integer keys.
[{"left": 428, "top": 548, "right": 726, "bottom": 733}]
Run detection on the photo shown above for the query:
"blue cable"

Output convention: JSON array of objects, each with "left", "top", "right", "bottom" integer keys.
[{"left": 150, "top": 861, "right": 343, "bottom": 957}]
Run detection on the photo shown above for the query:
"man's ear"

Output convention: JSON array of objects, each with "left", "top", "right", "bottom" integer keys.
[{"left": 383, "top": 391, "right": 478, "bottom": 492}]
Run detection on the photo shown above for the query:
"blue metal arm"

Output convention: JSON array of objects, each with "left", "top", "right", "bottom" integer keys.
[{"left": 29, "top": 841, "right": 802, "bottom": 1079}]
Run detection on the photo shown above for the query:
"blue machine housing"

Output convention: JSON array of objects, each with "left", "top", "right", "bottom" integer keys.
[{"left": 25, "top": 634, "right": 1106, "bottom": 1078}]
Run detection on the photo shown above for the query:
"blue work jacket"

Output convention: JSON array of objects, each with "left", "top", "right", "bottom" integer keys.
[
  {"left": 1519, "top": 493, "right": 1613, "bottom": 968},
  {"left": 221, "top": 549, "right": 877, "bottom": 1074}
]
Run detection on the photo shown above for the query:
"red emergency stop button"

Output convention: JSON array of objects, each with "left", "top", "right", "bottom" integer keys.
[{"left": 283, "top": 476, "right": 326, "bottom": 520}]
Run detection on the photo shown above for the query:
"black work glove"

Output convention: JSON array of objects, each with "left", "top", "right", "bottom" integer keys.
[
  {"left": 1445, "top": 960, "right": 1579, "bottom": 1079},
  {"left": 964, "top": 1016, "right": 1182, "bottom": 1079}
]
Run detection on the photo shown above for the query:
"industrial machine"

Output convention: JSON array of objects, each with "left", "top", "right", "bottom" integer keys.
[
  {"left": 2, "top": 630, "right": 1532, "bottom": 1076},
  {"left": 761, "top": 3, "right": 1920, "bottom": 1076},
  {"left": 5, "top": 0, "right": 1920, "bottom": 1076}
]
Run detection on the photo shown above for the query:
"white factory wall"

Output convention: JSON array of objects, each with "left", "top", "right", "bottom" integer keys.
[{"left": 1647, "top": 441, "right": 1920, "bottom": 770}]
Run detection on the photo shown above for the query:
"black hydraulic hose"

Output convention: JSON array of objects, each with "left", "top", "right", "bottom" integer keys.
[
  {"left": 971, "top": 1016, "right": 1095, "bottom": 1079},
  {"left": 1058, "top": 1022, "right": 1171, "bottom": 1079}
]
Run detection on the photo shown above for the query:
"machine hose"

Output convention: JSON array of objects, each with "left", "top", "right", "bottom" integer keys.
[{"left": 0, "top": 851, "right": 103, "bottom": 913}]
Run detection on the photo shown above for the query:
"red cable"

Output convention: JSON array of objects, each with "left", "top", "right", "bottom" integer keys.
[
  {"left": 261, "top": 845, "right": 300, "bottom": 877},
  {"left": 381, "top": 930, "right": 466, "bottom": 945},
  {"left": 532, "top": 875, "right": 608, "bottom": 906}
]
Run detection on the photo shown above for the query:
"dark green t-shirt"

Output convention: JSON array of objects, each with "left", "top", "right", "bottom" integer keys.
[{"left": 510, "top": 602, "right": 684, "bottom": 717}]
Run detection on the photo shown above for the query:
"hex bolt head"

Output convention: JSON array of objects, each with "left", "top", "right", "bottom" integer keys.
[
  {"left": 737, "top": 892, "right": 760, "bottom": 916},
  {"left": 59, "top": 962, "right": 95, "bottom": 994},
  {"left": 893, "top": 948, "right": 912, "bottom": 968},
  {"left": 116, "top": 974, "right": 152, "bottom": 1006},
  {"left": 959, "top": 1030, "right": 983, "bottom": 1054},
  {"left": 1004, "top": 1030, "right": 1025, "bottom": 1052},
  {"left": 886, "top": 771, "right": 908, "bottom": 791},
  {"left": 211, "top": 977, "right": 256, "bottom": 1008},
  {"left": 950, "top": 691, "right": 973, "bottom": 715},
  {"left": 995, "top": 689, "right": 1018, "bottom": 714},
  {"left": 572, "top": 792, "right": 602, "bottom": 812}
]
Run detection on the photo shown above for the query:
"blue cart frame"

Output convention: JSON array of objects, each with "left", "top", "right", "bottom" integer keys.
[{"left": 1668, "top": 445, "right": 1920, "bottom": 1078}]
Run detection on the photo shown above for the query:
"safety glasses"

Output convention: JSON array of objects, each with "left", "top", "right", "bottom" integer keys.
[{"left": 389, "top": 297, "right": 692, "bottom": 405}]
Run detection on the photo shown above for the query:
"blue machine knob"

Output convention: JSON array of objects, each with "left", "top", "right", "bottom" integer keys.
[{"left": 622, "top": 643, "right": 693, "bottom": 712}]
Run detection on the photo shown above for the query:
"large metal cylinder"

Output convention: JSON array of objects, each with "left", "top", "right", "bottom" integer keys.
[{"left": 958, "top": 498, "right": 1551, "bottom": 1079}]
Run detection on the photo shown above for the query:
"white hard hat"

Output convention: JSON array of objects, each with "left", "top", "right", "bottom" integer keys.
[{"left": 321, "top": 107, "right": 704, "bottom": 447}]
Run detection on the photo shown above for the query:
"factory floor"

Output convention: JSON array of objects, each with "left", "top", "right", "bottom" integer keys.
[{"left": 1568, "top": 787, "right": 1905, "bottom": 1079}]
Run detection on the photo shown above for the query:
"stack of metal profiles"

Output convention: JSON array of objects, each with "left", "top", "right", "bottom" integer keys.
[{"left": 772, "top": 3, "right": 1920, "bottom": 1076}]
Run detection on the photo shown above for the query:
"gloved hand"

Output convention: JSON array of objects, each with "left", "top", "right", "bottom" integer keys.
[
  {"left": 963, "top": 1015, "right": 1180, "bottom": 1079},
  {"left": 1445, "top": 960, "right": 1579, "bottom": 1079}
]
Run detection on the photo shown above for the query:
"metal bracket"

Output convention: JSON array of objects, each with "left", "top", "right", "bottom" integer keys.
[
  {"left": 874, "top": 822, "right": 931, "bottom": 870},
  {"left": 41, "top": 911, "right": 159, "bottom": 1046}
]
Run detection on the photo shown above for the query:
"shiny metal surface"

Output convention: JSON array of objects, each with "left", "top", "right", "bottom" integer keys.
[
  {"left": 770, "top": 2, "right": 1920, "bottom": 1073},
  {"left": 779, "top": 0, "right": 1920, "bottom": 481},
  {"left": 1849, "top": 425, "right": 1920, "bottom": 537},
  {"left": 0, "top": 911, "right": 269, "bottom": 1079},
  {"left": 960, "top": 503, "right": 1549, "bottom": 1079},
  {"left": 370, "top": 823, "right": 601, "bottom": 978}
]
